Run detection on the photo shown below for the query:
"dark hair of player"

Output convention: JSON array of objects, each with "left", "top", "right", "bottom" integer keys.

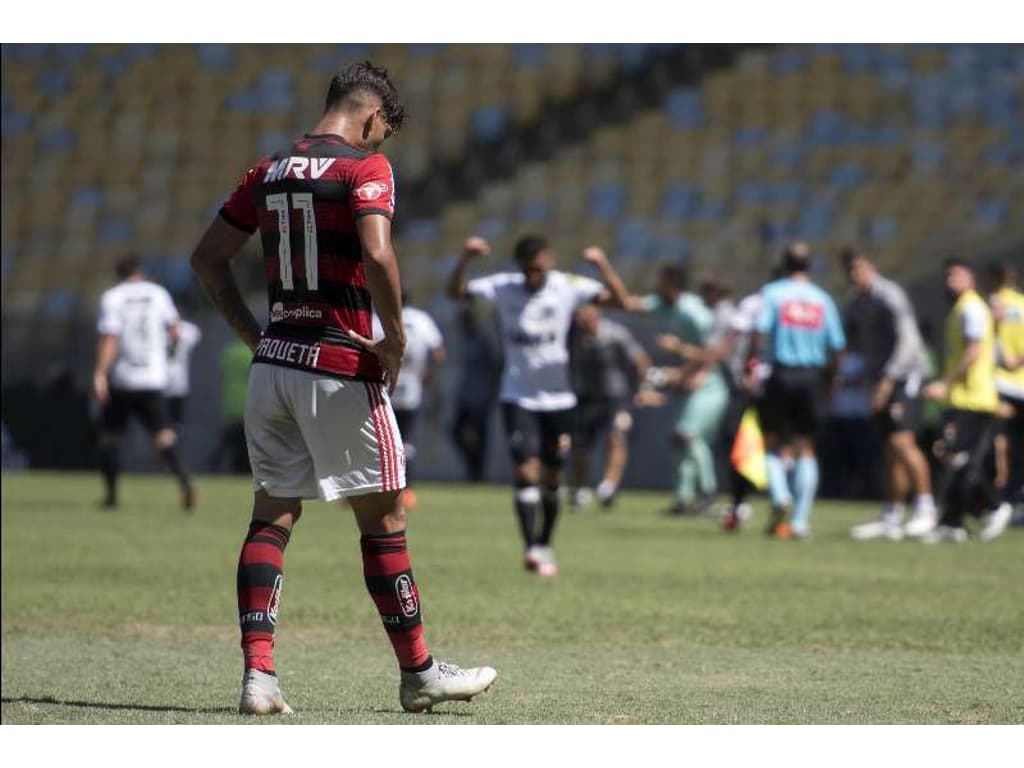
[
  {"left": 658, "top": 264, "right": 689, "bottom": 291},
  {"left": 943, "top": 257, "right": 971, "bottom": 272},
  {"left": 698, "top": 272, "right": 732, "bottom": 300},
  {"left": 115, "top": 253, "right": 142, "bottom": 280},
  {"left": 782, "top": 243, "right": 811, "bottom": 275},
  {"left": 324, "top": 61, "right": 406, "bottom": 135},
  {"left": 839, "top": 244, "right": 869, "bottom": 271},
  {"left": 514, "top": 234, "right": 549, "bottom": 263},
  {"left": 986, "top": 260, "right": 1017, "bottom": 287}
]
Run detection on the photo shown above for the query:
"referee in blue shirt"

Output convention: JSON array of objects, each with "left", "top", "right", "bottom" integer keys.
[{"left": 750, "top": 243, "right": 846, "bottom": 538}]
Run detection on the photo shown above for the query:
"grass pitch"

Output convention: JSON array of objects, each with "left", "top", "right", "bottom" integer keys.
[{"left": 2, "top": 471, "right": 1022, "bottom": 724}]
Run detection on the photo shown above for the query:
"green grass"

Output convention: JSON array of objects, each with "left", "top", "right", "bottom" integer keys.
[{"left": 2, "top": 471, "right": 1022, "bottom": 724}]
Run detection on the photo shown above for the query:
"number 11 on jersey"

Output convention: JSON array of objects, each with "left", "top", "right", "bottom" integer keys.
[{"left": 266, "top": 192, "right": 318, "bottom": 291}]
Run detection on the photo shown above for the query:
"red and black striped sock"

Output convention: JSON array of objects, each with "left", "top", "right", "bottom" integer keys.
[
  {"left": 361, "top": 531, "right": 432, "bottom": 673},
  {"left": 237, "top": 521, "right": 290, "bottom": 674}
]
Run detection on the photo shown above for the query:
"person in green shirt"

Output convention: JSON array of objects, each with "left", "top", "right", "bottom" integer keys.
[
  {"left": 210, "top": 338, "right": 252, "bottom": 473},
  {"left": 584, "top": 250, "right": 729, "bottom": 514}
]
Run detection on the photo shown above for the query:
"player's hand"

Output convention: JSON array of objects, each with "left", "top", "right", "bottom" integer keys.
[
  {"left": 93, "top": 372, "right": 110, "bottom": 406},
  {"left": 581, "top": 246, "right": 608, "bottom": 267},
  {"left": 347, "top": 330, "right": 405, "bottom": 395},
  {"left": 656, "top": 334, "right": 682, "bottom": 355},
  {"left": 872, "top": 378, "right": 894, "bottom": 414},
  {"left": 463, "top": 236, "right": 491, "bottom": 260},
  {"left": 922, "top": 380, "right": 948, "bottom": 402},
  {"left": 684, "top": 368, "right": 708, "bottom": 392},
  {"left": 634, "top": 388, "right": 667, "bottom": 408}
]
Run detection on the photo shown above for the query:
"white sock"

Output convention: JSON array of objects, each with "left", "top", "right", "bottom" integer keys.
[
  {"left": 883, "top": 503, "right": 905, "bottom": 524},
  {"left": 914, "top": 494, "right": 936, "bottom": 514},
  {"left": 596, "top": 480, "right": 616, "bottom": 500}
]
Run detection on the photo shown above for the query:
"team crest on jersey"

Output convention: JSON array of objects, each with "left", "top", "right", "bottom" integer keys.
[
  {"left": 355, "top": 181, "right": 390, "bottom": 201},
  {"left": 267, "top": 575, "right": 283, "bottom": 625},
  {"left": 395, "top": 574, "right": 418, "bottom": 618}
]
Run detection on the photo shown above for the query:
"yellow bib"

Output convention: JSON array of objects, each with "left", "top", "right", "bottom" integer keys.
[
  {"left": 946, "top": 290, "right": 998, "bottom": 413},
  {"left": 994, "top": 286, "right": 1024, "bottom": 399}
]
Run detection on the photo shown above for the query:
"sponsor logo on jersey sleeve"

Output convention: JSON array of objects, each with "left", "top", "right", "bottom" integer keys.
[{"left": 355, "top": 181, "right": 390, "bottom": 202}]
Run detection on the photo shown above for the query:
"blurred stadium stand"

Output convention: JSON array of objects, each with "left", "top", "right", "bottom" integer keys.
[{"left": 2, "top": 43, "right": 1022, "bottom": 483}]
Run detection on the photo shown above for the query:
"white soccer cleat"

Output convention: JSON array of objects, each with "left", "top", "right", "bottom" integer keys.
[
  {"left": 903, "top": 508, "right": 937, "bottom": 538},
  {"left": 850, "top": 517, "right": 904, "bottom": 541},
  {"left": 534, "top": 545, "right": 559, "bottom": 577},
  {"left": 239, "top": 668, "right": 293, "bottom": 715},
  {"left": 524, "top": 545, "right": 543, "bottom": 572},
  {"left": 399, "top": 660, "right": 498, "bottom": 713},
  {"left": 979, "top": 502, "right": 1012, "bottom": 542},
  {"left": 921, "top": 525, "right": 968, "bottom": 544},
  {"left": 570, "top": 487, "right": 593, "bottom": 511}
]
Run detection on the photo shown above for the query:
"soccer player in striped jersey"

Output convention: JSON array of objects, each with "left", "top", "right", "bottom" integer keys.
[{"left": 191, "top": 62, "right": 495, "bottom": 715}]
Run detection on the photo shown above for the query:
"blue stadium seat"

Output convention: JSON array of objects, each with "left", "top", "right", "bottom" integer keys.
[
  {"left": 402, "top": 219, "right": 443, "bottom": 244},
  {"left": 510, "top": 44, "right": 546, "bottom": 70},
  {"left": 197, "top": 44, "right": 235, "bottom": 72},
  {"left": 659, "top": 183, "right": 699, "bottom": 219},
  {"left": 520, "top": 200, "right": 551, "bottom": 223},
  {"left": 588, "top": 181, "right": 626, "bottom": 220},
  {"left": 37, "top": 70, "right": 72, "bottom": 97},
  {"left": 40, "top": 289, "right": 77, "bottom": 318},
  {"left": 470, "top": 106, "right": 510, "bottom": 143},
  {"left": 97, "top": 217, "right": 134, "bottom": 244},
  {"left": 665, "top": 87, "right": 702, "bottom": 130},
  {"left": 974, "top": 198, "right": 1008, "bottom": 229},
  {"left": 38, "top": 125, "right": 75, "bottom": 152},
  {"left": 616, "top": 218, "right": 654, "bottom": 257},
  {"left": 474, "top": 217, "right": 507, "bottom": 242},
  {"left": 910, "top": 142, "right": 945, "bottom": 174}
]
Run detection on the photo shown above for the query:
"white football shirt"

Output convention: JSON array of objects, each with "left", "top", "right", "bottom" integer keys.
[
  {"left": 372, "top": 306, "right": 444, "bottom": 411},
  {"left": 165, "top": 320, "right": 202, "bottom": 397},
  {"left": 467, "top": 270, "right": 604, "bottom": 411},
  {"left": 97, "top": 280, "right": 180, "bottom": 391}
]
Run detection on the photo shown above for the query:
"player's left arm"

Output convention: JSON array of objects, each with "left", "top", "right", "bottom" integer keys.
[
  {"left": 580, "top": 245, "right": 646, "bottom": 311},
  {"left": 191, "top": 217, "right": 262, "bottom": 351}
]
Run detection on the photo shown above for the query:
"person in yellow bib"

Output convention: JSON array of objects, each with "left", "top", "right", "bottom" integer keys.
[
  {"left": 987, "top": 261, "right": 1024, "bottom": 518},
  {"left": 922, "top": 259, "right": 1012, "bottom": 543}
]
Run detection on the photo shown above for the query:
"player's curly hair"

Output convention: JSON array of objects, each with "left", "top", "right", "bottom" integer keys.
[{"left": 325, "top": 60, "right": 406, "bottom": 134}]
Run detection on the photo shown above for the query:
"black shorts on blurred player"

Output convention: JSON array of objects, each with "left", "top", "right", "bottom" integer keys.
[
  {"left": 166, "top": 395, "right": 186, "bottom": 428},
  {"left": 874, "top": 378, "right": 923, "bottom": 437},
  {"left": 574, "top": 398, "right": 631, "bottom": 455},
  {"left": 758, "top": 366, "right": 827, "bottom": 438},
  {"left": 101, "top": 389, "right": 170, "bottom": 434},
  {"left": 394, "top": 408, "right": 418, "bottom": 450},
  {"left": 502, "top": 403, "right": 574, "bottom": 468}
]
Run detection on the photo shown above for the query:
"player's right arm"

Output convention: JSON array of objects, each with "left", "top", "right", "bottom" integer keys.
[
  {"left": 93, "top": 334, "right": 118, "bottom": 405},
  {"left": 581, "top": 246, "right": 646, "bottom": 311},
  {"left": 446, "top": 237, "right": 491, "bottom": 300},
  {"left": 191, "top": 217, "right": 262, "bottom": 351}
]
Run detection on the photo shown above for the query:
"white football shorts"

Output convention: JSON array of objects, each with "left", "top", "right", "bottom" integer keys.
[{"left": 245, "top": 363, "right": 406, "bottom": 501}]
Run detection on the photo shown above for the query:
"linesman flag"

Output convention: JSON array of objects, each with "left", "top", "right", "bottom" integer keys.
[{"left": 730, "top": 407, "right": 767, "bottom": 490}]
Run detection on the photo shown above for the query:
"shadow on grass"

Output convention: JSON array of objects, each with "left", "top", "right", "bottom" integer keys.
[
  {"left": 2, "top": 695, "right": 236, "bottom": 715},
  {"left": 1, "top": 696, "right": 474, "bottom": 719}
]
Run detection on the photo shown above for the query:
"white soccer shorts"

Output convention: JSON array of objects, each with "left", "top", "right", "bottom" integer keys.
[{"left": 245, "top": 363, "right": 406, "bottom": 501}]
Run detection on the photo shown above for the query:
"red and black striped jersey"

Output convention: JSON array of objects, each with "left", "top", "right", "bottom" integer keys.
[{"left": 219, "top": 133, "right": 396, "bottom": 381}]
